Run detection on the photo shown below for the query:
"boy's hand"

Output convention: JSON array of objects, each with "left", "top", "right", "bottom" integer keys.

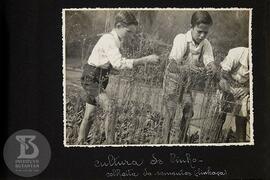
[
  {"left": 206, "top": 62, "right": 217, "bottom": 75},
  {"left": 144, "top": 54, "right": 160, "bottom": 64},
  {"left": 188, "top": 65, "right": 205, "bottom": 73},
  {"left": 219, "top": 78, "right": 231, "bottom": 93},
  {"left": 133, "top": 54, "right": 159, "bottom": 66}
]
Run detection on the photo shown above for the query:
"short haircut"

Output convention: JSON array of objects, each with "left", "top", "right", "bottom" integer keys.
[
  {"left": 114, "top": 11, "right": 138, "bottom": 27},
  {"left": 191, "top": 11, "right": 213, "bottom": 27}
]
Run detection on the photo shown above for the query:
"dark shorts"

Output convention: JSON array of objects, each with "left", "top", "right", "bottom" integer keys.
[{"left": 80, "top": 64, "right": 110, "bottom": 106}]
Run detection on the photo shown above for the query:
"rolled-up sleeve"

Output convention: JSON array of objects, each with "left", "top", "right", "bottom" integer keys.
[
  {"left": 220, "top": 49, "right": 237, "bottom": 72},
  {"left": 103, "top": 35, "right": 133, "bottom": 70},
  {"left": 169, "top": 34, "right": 186, "bottom": 62},
  {"left": 202, "top": 39, "right": 214, "bottom": 66}
]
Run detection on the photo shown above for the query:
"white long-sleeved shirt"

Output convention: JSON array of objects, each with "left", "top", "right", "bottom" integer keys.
[
  {"left": 87, "top": 29, "right": 133, "bottom": 70},
  {"left": 169, "top": 30, "right": 214, "bottom": 66},
  {"left": 220, "top": 47, "right": 249, "bottom": 84}
]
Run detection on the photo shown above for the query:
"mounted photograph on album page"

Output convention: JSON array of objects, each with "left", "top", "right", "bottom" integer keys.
[
  {"left": 4, "top": 1, "right": 270, "bottom": 179},
  {"left": 63, "top": 8, "right": 253, "bottom": 147}
]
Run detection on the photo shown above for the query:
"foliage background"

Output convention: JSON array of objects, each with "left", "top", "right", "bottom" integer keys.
[{"left": 65, "top": 10, "right": 250, "bottom": 67}]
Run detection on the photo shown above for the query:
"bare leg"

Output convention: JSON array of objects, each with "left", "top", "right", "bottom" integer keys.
[
  {"left": 179, "top": 95, "right": 193, "bottom": 143},
  {"left": 76, "top": 103, "right": 96, "bottom": 145},
  {"left": 97, "top": 93, "right": 114, "bottom": 144}
]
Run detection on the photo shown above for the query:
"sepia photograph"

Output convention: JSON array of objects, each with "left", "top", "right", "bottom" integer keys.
[{"left": 63, "top": 8, "right": 253, "bottom": 146}]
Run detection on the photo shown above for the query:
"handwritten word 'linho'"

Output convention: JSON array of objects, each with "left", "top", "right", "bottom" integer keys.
[
  {"left": 170, "top": 153, "right": 203, "bottom": 168},
  {"left": 94, "top": 154, "right": 144, "bottom": 168}
]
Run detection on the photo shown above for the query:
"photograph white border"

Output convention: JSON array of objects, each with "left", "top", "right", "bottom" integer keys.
[{"left": 62, "top": 8, "right": 254, "bottom": 147}]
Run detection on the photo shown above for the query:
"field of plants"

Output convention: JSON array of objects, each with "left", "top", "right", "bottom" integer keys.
[
  {"left": 65, "top": 36, "right": 238, "bottom": 145},
  {"left": 65, "top": 69, "right": 245, "bottom": 145}
]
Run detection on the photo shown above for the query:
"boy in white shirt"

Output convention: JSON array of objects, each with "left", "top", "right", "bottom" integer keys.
[
  {"left": 218, "top": 47, "right": 250, "bottom": 142},
  {"left": 76, "top": 11, "right": 159, "bottom": 145},
  {"left": 162, "top": 11, "right": 217, "bottom": 144}
]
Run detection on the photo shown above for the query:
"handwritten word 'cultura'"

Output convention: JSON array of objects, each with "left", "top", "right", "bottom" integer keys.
[{"left": 94, "top": 154, "right": 144, "bottom": 168}]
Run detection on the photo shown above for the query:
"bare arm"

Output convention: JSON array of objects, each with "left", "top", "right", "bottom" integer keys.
[
  {"left": 132, "top": 54, "right": 159, "bottom": 66},
  {"left": 219, "top": 70, "right": 249, "bottom": 98}
]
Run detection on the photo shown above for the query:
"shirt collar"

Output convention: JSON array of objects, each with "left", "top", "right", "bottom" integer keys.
[
  {"left": 111, "top": 29, "right": 121, "bottom": 48},
  {"left": 186, "top": 30, "right": 193, "bottom": 43}
]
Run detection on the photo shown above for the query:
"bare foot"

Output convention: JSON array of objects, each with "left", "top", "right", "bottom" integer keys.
[{"left": 75, "top": 139, "right": 85, "bottom": 145}]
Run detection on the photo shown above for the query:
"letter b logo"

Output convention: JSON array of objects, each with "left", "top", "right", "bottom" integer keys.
[
  {"left": 4, "top": 129, "right": 51, "bottom": 177},
  {"left": 16, "top": 135, "right": 39, "bottom": 159}
]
